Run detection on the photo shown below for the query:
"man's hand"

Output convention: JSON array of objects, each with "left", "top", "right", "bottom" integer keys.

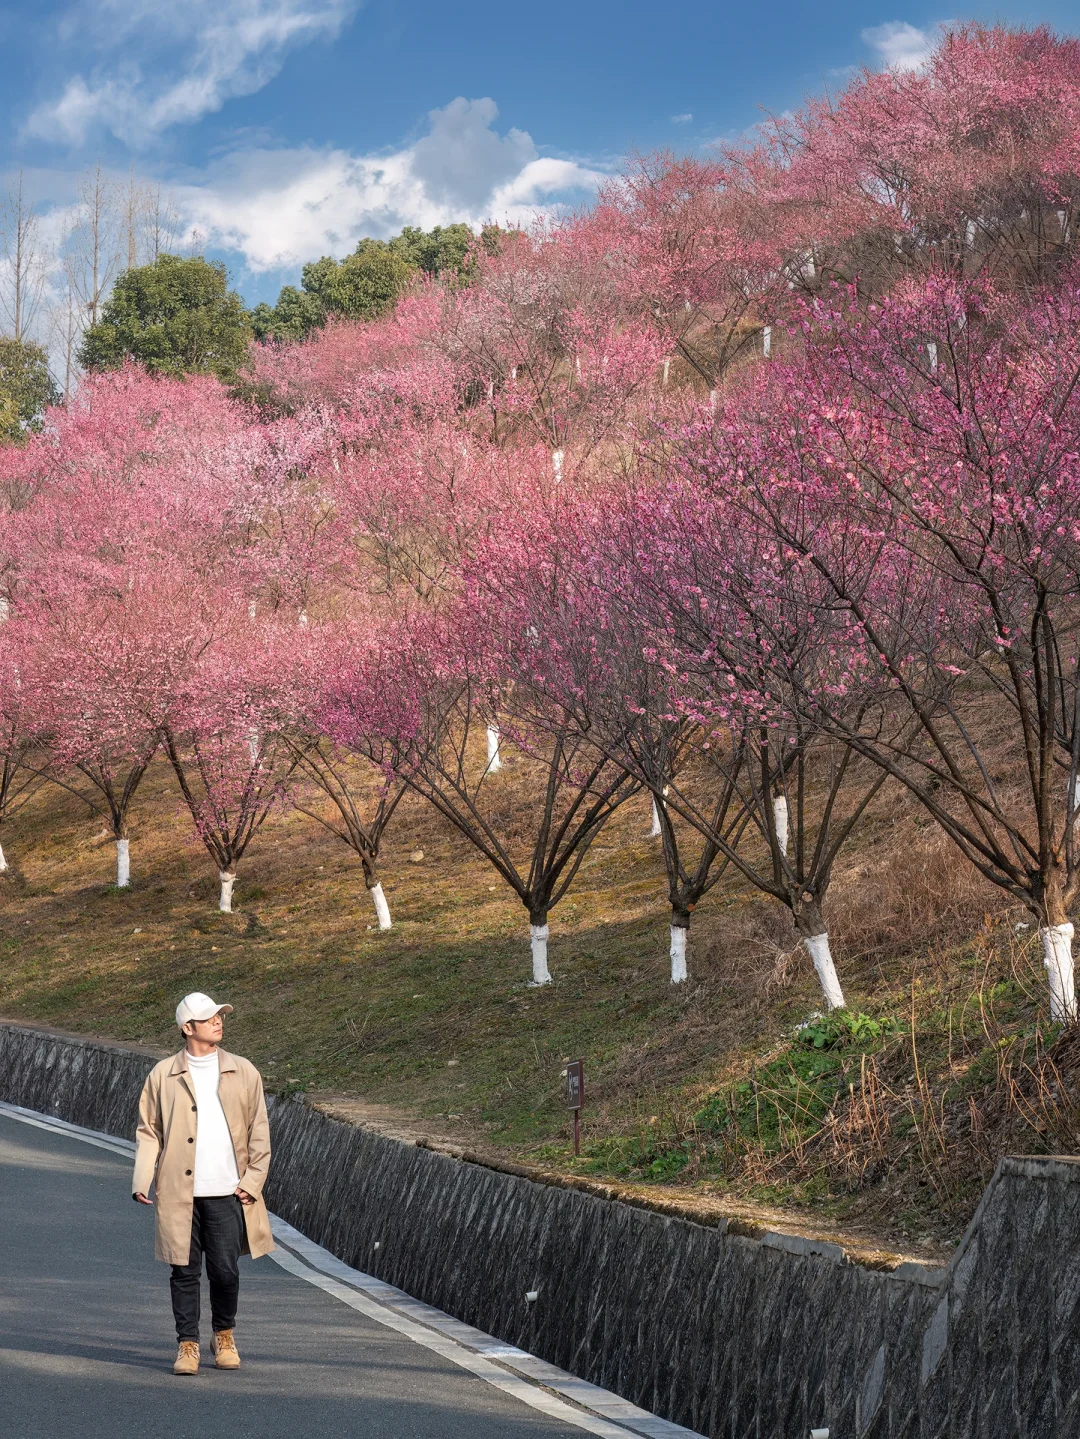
[
  {"left": 235, "top": 1187, "right": 255, "bottom": 1206},
  {"left": 134, "top": 1192, "right": 153, "bottom": 1206}
]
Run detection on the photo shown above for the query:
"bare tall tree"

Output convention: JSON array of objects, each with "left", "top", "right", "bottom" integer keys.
[
  {"left": 142, "top": 182, "right": 181, "bottom": 262},
  {"left": 70, "top": 166, "right": 119, "bottom": 329},
  {"left": 1, "top": 171, "right": 46, "bottom": 342},
  {"left": 123, "top": 166, "right": 140, "bottom": 272},
  {"left": 48, "top": 254, "right": 83, "bottom": 400}
]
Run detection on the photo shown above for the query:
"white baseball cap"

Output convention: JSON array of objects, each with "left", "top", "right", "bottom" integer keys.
[{"left": 175, "top": 992, "right": 234, "bottom": 1028}]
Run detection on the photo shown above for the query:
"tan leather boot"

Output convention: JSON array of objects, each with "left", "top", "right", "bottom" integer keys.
[
  {"left": 212, "top": 1329, "right": 240, "bottom": 1369},
  {"left": 173, "top": 1340, "right": 200, "bottom": 1376}
]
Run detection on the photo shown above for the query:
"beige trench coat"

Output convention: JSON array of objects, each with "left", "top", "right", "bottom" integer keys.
[{"left": 132, "top": 1047, "right": 275, "bottom": 1265}]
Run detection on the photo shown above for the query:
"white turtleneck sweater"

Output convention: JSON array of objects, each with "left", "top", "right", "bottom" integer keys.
[{"left": 186, "top": 1049, "right": 240, "bottom": 1198}]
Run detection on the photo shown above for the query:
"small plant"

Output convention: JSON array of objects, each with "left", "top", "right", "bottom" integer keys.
[{"left": 795, "top": 1010, "right": 898, "bottom": 1051}]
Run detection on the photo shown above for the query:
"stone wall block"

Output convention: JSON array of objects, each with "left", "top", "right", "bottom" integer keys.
[{"left": 918, "top": 1349, "right": 952, "bottom": 1439}]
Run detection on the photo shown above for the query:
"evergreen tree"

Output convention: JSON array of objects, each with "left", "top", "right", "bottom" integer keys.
[
  {"left": 78, "top": 254, "right": 251, "bottom": 382},
  {"left": 253, "top": 223, "right": 494, "bottom": 345},
  {"left": 301, "top": 243, "right": 414, "bottom": 321},
  {"left": 0, "top": 337, "right": 59, "bottom": 443}
]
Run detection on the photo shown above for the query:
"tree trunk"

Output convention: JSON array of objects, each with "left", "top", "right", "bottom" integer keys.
[
  {"left": 1041, "top": 922, "right": 1077, "bottom": 1023},
  {"left": 529, "top": 913, "right": 552, "bottom": 986},
  {"left": 219, "top": 871, "right": 236, "bottom": 913},
  {"left": 1037, "top": 878, "right": 1077, "bottom": 1022},
  {"left": 650, "top": 785, "right": 670, "bottom": 838},
  {"left": 486, "top": 726, "right": 502, "bottom": 773},
  {"left": 369, "top": 881, "right": 392, "bottom": 931},
  {"left": 773, "top": 794, "right": 789, "bottom": 856},
  {"left": 804, "top": 932, "right": 845, "bottom": 1011},
  {"left": 0, "top": 839, "right": 7, "bottom": 872},
  {"left": 650, "top": 796, "right": 662, "bottom": 838},
  {"left": 670, "top": 909, "right": 690, "bottom": 984},
  {"left": 116, "top": 838, "right": 130, "bottom": 888},
  {"left": 794, "top": 899, "right": 845, "bottom": 1010}
]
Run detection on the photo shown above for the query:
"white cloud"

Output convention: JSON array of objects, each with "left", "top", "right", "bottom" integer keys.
[
  {"left": 670, "top": 113, "right": 693, "bottom": 125},
  {"left": 175, "top": 97, "right": 608, "bottom": 273},
  {"left": 24, "top": 0, "right": 359, "bottom": 146},
  {"left": 861, "top": 20, "right": 941, "bottom": 73}
]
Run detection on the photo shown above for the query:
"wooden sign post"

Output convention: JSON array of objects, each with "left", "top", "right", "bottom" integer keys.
[{"left": 566, "top": 1058, "right": 584, "bottom": 1157}]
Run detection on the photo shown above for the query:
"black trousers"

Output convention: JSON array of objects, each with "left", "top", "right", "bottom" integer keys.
[{"left": 170, "top": 1195, "right": 246, "bottom": 1342}]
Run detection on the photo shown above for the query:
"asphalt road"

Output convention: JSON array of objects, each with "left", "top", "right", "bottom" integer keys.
[{"left": 0, "top": 1111, "right": 591, "bottom": 1439}]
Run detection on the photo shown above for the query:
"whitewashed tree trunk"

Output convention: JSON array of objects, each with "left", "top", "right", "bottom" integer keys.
[
  {"left": 0, "top": 840, "right": 7, "bottom": 872},
  {"left": 773, "top": 794, "right": 789, "bottom": 857},
  {"left": 670, "top": 924, "right": 688, "bottom": 984},
  {"left": 116, "top": 838, "right": 130, "bottom": 888},
  {"left": 486, "top": 726, "right": 502, "bottom": 773},
  {"left": 0, "top": 596, "right": 9, "bottom": 622},
  {"left": 650, "top": 796, "right": 662, "bottom": 837},
  {"left": 1042, "top": 923, "right": 1077, "bottom": 1023},
  {"left": 805, "top": 932, "right": 845, "bottom": 1010},
  {"left": 927, "top": 341, "right": 938, "bottom": 372},
  {"left": 369, "top": 882, "right": 392, "bottom": 931},
  {"left": 219, "top": 871, "right": 236, "bottom": 913},
  {"left": 529, "top": 924, "right": 552, "bottom": 985},
  {"left": 552, "top": 449, "right": 564, "bottom": 483},
  {"left": 247, "top": 728, "right": 260, "bottom": 764},
  {"left": 649, "top": 785, "right": 670, "bottom": 837},
  {"left": 662, "top": 357, "right": 671, "bottom": 386},
  {"left": 708, "top": 389, "right": 717, "bottom": 414},
  {"left": 762, "top": 325, "right": 772, "bottom": 358}
]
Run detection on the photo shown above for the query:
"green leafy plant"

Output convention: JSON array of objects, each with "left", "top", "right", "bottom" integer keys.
[{"left": 796, "top": 1010, "right": 898, "bottom": 1051}]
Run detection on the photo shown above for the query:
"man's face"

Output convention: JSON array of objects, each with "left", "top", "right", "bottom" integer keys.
[{"left": 186, "top": 1011, "right": 224, "bottom": 1044}]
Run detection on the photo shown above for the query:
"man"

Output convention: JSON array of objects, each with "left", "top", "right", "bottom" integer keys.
[{"left": 133, "top": 992, "right": 274, "bottom": 1376}]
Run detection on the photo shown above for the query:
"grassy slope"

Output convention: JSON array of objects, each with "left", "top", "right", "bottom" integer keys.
[{"left": 0, "top": 749, "right": 1061, "bottom": 1262}]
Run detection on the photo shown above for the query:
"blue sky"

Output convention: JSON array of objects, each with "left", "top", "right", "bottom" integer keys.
[{"left": 4, "top": 0, "right": 1079, "bottom": 309}]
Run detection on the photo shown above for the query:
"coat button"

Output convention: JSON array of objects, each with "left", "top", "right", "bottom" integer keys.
[
  {"left": 191, "top": 1105, "right": 197, "bottom": 1112},
  {"left": 187, "top": 1137, "right": 194, "bottom": 1143},
  {"left": 185, "top": 1169, "right": 192, "bottom": 1176}
]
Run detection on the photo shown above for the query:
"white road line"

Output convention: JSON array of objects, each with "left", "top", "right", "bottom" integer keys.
[
  {"left": 268, "top": 1216, "right": 703, "bottom": 1439},
  {"left": 0, "top": 1101, "right": 704, "bottom": 1439},
  {"left": 0, "top": 1102, "right": 136, "bottom": 1156},
  {"left": 268, "top": 1244, "right": 636, "bottom": 1437}
]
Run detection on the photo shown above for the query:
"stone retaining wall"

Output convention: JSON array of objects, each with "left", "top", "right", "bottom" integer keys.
[{"left": 2, "top": 1018, "right": 1077, "bottom": 1437}]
